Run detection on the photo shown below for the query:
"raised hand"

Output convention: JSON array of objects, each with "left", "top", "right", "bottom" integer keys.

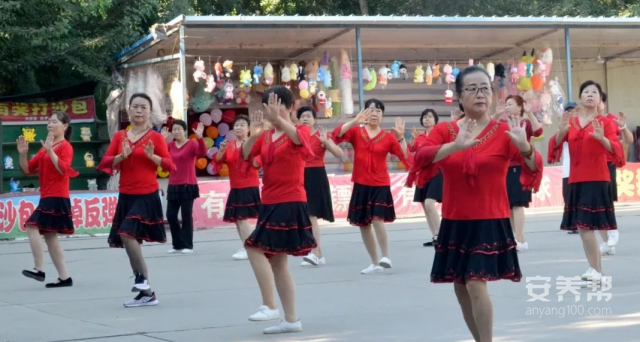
[
  {"left": 392, "top": 117, "right": 406, "bottom": 138},
  {"left": 451, "top": 108, "right": 463, "bottom": 121},
  {"left": 16, "top": 136, "right": 28, "bottom": 154},
  {"left": 453, "top": 119, "right": 480, "bottom": 150},
  {"left": 617, "top": 111, "right": 627, "bottom": 128},
  {"left": 144, "top": 140, "right": 155, "bottom": 159},
  {"left": 161, "top": 126, "right": 172, "bottom": 141},
  {"left": 558, "top": 111, "right": 571, "bottom": 134},
  {"left": 524, "top": 101, "right": 532, "bottom": 114},
  {"left": 193, "top": 122, "right": 205, "bottom": 138},
  {"left": 122, "top": 140, "right": 132, "bottom": 159},
  {"left": 40, "top": 132, "right": 54, "bottom": 152},
  {"left": 250, "top": 110, "right": 265, "bottom": 136},
  {"left": 353, "top": 108, "right": 371, "bottom": 125},
  {"left": 505, "top": 116, "right": 529, "bottom": 151},
  {"left": 219, "top": 140, "right": 229, "bottom": 153},
  {"left": 262, "top": 92, "right": 281, "bottom": 122},
  {"left": 318, "top": 126, "right": 328, "bottom": 143},
  {"left": 410, "top": 128, "right": 419, "bottom": 139},
  {"left": 590, "top": 119, "right": 605, "bottom": 142},
  {"left": 496, "top": 102, "right": 506, "bottom": 117}
]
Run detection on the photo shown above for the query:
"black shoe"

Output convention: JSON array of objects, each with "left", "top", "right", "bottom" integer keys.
[
  {"left": 22, "top": 269, "right": 45, "bottom": 282},
  {"left": 131, "top": 273, "right": 150, "bottom": 292},
  {"left": 423, "top": 237, "right": 437, "bottom": 247},
  {"left": 45, "top": 277, "right": 73, "bottom": 288},
  {"left": 568, "top": 230, "right": 579, "bottom": 234}
]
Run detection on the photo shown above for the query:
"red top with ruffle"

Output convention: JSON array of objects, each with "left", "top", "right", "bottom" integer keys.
[
  {"left": 214, "top": 141, "right": 261, "bottom": 189},
  {"left": 332, "top": 125, "right": 413, "bottom": 187},
  {"left": 21, "top": 140, "right": 79, "bottom": 199},
  {"left": 167, "top": 138, "right": 207, "bottom": 185},
  {"left": 305, "top": 130, "right": 328, "bottom": 168},
  {"left": 547, "top": 115, "right": 624, "bottom": 184},
  {"left": 605, "top": 113, "right": 622, "bottom": 164},
  {"left": 406, "top": 119, "right": 543, "bottom": 220},
  {"left": 242, "top": 125, "right": 314, "bottom": 204},
  {"left": 500, "top": 118, "right": 543, "bottom": 166},
  {"left": 97, "top": 129, "right": 176, "bottom": 195}
]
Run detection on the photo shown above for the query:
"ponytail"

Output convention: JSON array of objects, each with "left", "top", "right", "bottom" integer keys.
[{"left": 64, "top": 125, "right": 73, "bottom": 141}]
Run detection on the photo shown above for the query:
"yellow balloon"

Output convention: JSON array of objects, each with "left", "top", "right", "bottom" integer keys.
[
  {"left": 204, "top": 137, "right": 214, "bottom": 148},
  {"left": 300, "top": 89, "right": 310, "bottom": 99},
  {"left": 157, "top": 166, "right": 170, "bottom": 178}
]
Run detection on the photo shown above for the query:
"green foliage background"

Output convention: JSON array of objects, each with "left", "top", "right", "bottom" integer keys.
[{"left": 0, "top": 0, "right": 638, "bottom": 96}]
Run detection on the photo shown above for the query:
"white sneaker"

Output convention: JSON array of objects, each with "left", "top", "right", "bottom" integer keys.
[
  {"left": 600, "top": 242, "right": 615, "bottom": 256},
  {"left": 378, "top": 257, "right": 392, "bottom": 269},
  {"left": 180, "top": 249, "right": 194, "bottom": 254},
  {"left": 263, "top": 320, "right": 302, "bottom": 334},
  {"left": 302, "top": 253, "right": 319, "bottom": 266},
  {"left": 517, "top": 241, "right": 529, "bottom": 251},
  {"left": 301, "top": 256, "right": 325, "bottom": 267},
  {"left": 232, "top": 248, "right": 248, "bottom": 260},
  {"left": 248, "top": 305, "right": 280, "bottom": 321},
  {"left": 607, "top": 230, "right": 619, "bottom": 247},
  {"left": 167, "top": 249, "right": 180, "bottom": 254},
  {"left": 361, "top": 264, "right": 384, "bottom": 274},
  {"left": 123, "top": 292, "right": 158, "bottom": 308},
  {"left": 581, "top": 267, "right": 602, "bottom": 281}
]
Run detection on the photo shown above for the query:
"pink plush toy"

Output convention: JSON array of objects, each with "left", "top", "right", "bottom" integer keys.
[{"left": 193, "top": 60, "right": 207, "bottom": 82}]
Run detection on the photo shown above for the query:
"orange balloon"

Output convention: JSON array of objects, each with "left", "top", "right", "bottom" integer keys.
[
  {"left": 218, "top": 164, "right": 229, "bottom": 177},
  {"left": 397, "top": 161, "right": 405, "bottom": 170},
  {"left": 189, "top": 134, "right": 198, "bottom": 141},
  {"left": 531, "top": 74, "right": 544, "bottom": 91},
  {"left": 206, "top": 126, "right": 219, "bottom": 139},
  {"left": 195, "top": 158, "right": 207, "bottom": 170},
  {"left": 343, "top": 162, "right": 352, "bottom": 172}
]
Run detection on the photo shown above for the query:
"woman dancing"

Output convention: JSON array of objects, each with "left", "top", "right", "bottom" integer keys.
[
  {"left": 215, "top": 114, "right": 262, "bottom": 261},
  {"left": 409, "top": 109, "right": 442, "bottom": 247},
  {"left": 502, "top": 95, "right": 543, "bottom": 251},
  {"left": 18, "top": 111, "right": 79, "bottom": 288},
  {"left": 164, "top": 120, "right": 206, "bottom": 254},
  {"left": 407, "top": 66, "right": 542, "bottom": 342},
  {"left": 97, "top": 93, "right": 176, "bottom": 308},
  {"left": 548, "top": 80, "right": 624, "bottom": 283},
  {"left": 241, "top": 86, "right": 316, "bottom": 334},
  {"left": 332, "top": 99, "right": 411, "bottom": 274},
  {"left": 297, "top": 106, "right": 343, "bottom": 267}
]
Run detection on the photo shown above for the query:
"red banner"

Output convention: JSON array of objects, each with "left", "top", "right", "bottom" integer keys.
[
  {"left": 190, "top": 163, "right": 640, "bottom": 228},
  {"left": 0, "top": 96, "right": 96, "bottom": 125}
]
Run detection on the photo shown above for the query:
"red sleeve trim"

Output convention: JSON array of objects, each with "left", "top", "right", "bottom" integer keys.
[
  {"left": 97, "top": 155, "right": 119, "bottom": 176},
  {"left": 607, "top": 137, "right": 626, "bottom": 168},
  {"left": 295, "top": 125, "right": 315, "bottom": 161},
  {"left": 253, "top": 155, "right": 262, "bottom": 168},
  {"left": 159, "top": 157, "right": 177, "bottom": 173},
  {"left": 547, "top": 133, "right": 564, "bottom": 164},
  {"left": 532, "top": 127, "right": 544, "bottom": 137},
  {"left": 332, "top": 124, "right": 351, "bottom": 144},
  {"left": 520, "top": 151, "right": 544, "bottom": 192},
  {"left": 405, "top": 144, "right": 441, "bottom": 188}
]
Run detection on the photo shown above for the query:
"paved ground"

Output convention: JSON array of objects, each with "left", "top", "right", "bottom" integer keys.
[{"left": 2, "top": 205, "right": 640, "bottom": 342}]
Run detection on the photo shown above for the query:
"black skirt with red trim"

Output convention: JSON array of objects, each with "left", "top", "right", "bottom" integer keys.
[
  {"left": 425, "top": 170, "right": 443, "bottom": 203},
  {"left": 108, "top": 191, "right": 166, "bottom": 248},
  {"left": 223, "top": 186, "right": 261, "bottom": 223},
  {"left": 244, "top": 201, "right": 316, "bottom": 258},
  {"left": 167, "top": 184, "right": 199, "bottom": 201},
  {"left": 304, "top": 166, "right": 335, "bottom": 222},
  {"left": 506, "top": 165, "right": 532, "bottom": 208},
  {"left": 347, "top": 183, "right": 396, "bottom": 226},
  {"left": 25, "top": 197, "right": 75, "bottom": 235},
  {"left": 431, "top": 218, "right": 521, "bottom": 285},
  {"left": 561, "top": 181, "right": 617, "bottom": 231}
]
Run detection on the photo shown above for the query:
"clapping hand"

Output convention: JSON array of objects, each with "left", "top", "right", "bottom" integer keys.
[
  {"left": 16, "top": 136, "right": 28, "bottom": 154},
  {"left": 193, "top": 122, "right": 205, "bottom": 138},
  {"left": 410, "top": 128, "right": 419, "bottom": 139},
  {"left": 616, "top": 111, "right": 627, "bottom": 128},
  {"left": 353, "top": 108, "right": 371, "bottom": 125},
  {"left": 262, "top": 92, "right": 281, "bottom": 122},
  {"left": 505, "top": 116, "right": 530, "bottom": 151},
  {"left": 219, "top": 140, "right": 229, "bottom": 153},
  {"left": 40, "top": 133, "right": 54, "bottom": 152},
  {"left": 453, "top": 119, "right": 480, "bottom": 150},
  {"left": 144, "top": 140, "right": 155, "bottom": 159},
  {"left": 558, "top": 111, "right": 571, "bottom": 134},
  {"left": 250, "top": 110, "right": 265, "bottom": 137},
  {"left": 318, "top": 126, "right": 328, "bottom": 143},
  {"left": 121, "top": 140, "right": 132, "bottom": 159},
  {"left": 391, "top": 117, "right": 405, "bottom": 139},
  {"left": 590, "top": 119, "right": 605, "bottom": 142}
]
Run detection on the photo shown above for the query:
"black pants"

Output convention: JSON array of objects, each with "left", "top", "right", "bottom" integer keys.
[{"left": 166, "top": 199, "right": 194, "bottom": 250}]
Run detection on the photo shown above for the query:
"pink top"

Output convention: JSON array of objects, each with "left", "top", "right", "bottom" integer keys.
[{"left": 168, "top": 138, "right": 207, "bottom": 185}]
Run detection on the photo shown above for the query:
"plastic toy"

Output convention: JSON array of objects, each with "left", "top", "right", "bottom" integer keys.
[
  {"left": 317, "top": 90, "right": 326, "bottom": 107},
  {"left": 84, "top": 152, "right": 95, "bottom": 168},
  {"left": 222, "top": 60, "right": 234, "bottom": 78},
  {"left": 399, "top": 64, "right": 408, "bottom": 80},
  {"left": 413, "top": 65, "right": 424, "bottom": 83},
  {"left": 264, "top": 63, "right": 274, "bottom": 85},
  {"left": 425, "top": 64, "right": 433, "bottom": 85},
  {"left": 22, "top": 128, "right": 36, "bottom": 142},
  {"left": 3, "top": 155, "right": 14, "bottom": 169},
  {"left": 445, "top": 90, "right": 453, "bottom": 105},
  {"left": 391, "top": 60, "right": 401, "bottom": 78},
  {"left": 239, "top": 70, "right": 252, "bottom": 88},
  {"left": 9, "top": 178, "right": 21, "bottom": 193},
  {"left": 80, "top": 127, "right": 92, "bottom": 141},
  {"left": 253, "top": 64, "right": 263, "bottom": 84},
  {"left": 224, "top": 80, "right": 235, "bottom": 100},
  {"left": 87, "top": 179, "right": 98, "bottom": 191}
]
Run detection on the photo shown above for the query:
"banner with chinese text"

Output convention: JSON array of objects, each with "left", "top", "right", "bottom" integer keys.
[
  {"left": 0, "top": 96, "right": 96, "bottom": 125},
  {"left": 0, "top": 192, "right": 117, "bottom": 240}
]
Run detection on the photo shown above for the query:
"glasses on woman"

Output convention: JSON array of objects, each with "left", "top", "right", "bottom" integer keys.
[{"left": 464, "top": 87, "right": 492, "bottom": 95}]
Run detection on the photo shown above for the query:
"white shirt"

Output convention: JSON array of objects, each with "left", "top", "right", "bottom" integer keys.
[{"left": 561, "top": 142, "right": 570, "bottom": 178}]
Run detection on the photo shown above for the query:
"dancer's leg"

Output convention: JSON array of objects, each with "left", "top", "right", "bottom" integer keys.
[
  {"left": 269, "top": 254, "right": 297, "bottom": 322},
  {"left": 122, "top": 236, "right": 152, "bottom": 294},
  {"left": 371, "top": 220, "right": 389, "bottom": 259},
  {"left": 454, "top": 283, "right": 481, "bottom": 342},
  {"left": 309, "top": 216, "right": 322, "bottom": 258},
  {"left": 26, "top": 226, "right": 45, "bottom": 271},
  {"left": 579, "top": 229, "right": 602, "bottom": 273},
  {"left": 246, "top": 247, "right": 277, "bottom": 309},
  {"left": 512, "top": 206, "right": 526, "bottom": 242},
  {"left": 466, "top": 280, "right": 493, "bottom": 342},
  {"left": 359, "top": 225, "right": 378, "bottom": 264},
  {"left": 43, "top": 233, "right": 70, "bottom": 280}
]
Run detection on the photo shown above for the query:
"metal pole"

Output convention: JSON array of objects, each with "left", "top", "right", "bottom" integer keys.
[
  {"left": 179, "top": 25, "right": 188, "bottom": 118},
  {"left": 564, "top": 28, "right": 572, "bottom": 101},
  {"left": 356, "top": 28, "right": 364, "bottom": 111}
]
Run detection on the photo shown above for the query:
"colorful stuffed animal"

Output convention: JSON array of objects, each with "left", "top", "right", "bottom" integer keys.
[
  {"left": 391, "top": 60, "right": 401, "bottom": 78},
  {"left": 281, "top": 66, "right": 291, "bottom": 88},
  {"left": 363, "top": 68, "right": 377, "bottom": 91},
  {"left": 3, "top": 155, "right": 14, "bottom": 169},
  {"left": 205, "top": 74, "right": 216, "bottom": 92},
  {"left": 445, "top": 90, "right": 453, "bottom": 105},
  {"left": 222, "top": 60, "right": 234, "bottom": 78},
  {"left": 308, "top": 80, "right": 318, "bottom": 95},
  {"left": 236, "top": 90, "right": 251, "bottom": 105},
  {"left": 214, "top": 62, "right": 223, "bottom": 83},
  {"left": 84, "top": 152, "right": 95, "bottom": 168},
  {"left": 322, "top": 66, "right": 332, "bottom": 88},
  {"left": 22, "top": 128, "right": 36, "bottom": 142},
  {"left": 253, "top": 64, "right": 263, "bottom": 84},
  {"left": 80, "top": 127, "right": 92, "bottom": 141},
  {"left": 377, "top": 67, "right": 389, "bottom": 87},
  {"left": 224, "top": 80, "right": 235, "bottom": 100},
  {"left": 540, "top": 47, "right": 553, "bottom": 76},
  {"left": 399, "top": 64, "right": 408, "bottom": 80},
  {"left": 9, "top": 178, "right": 21, "bottom": 193},
  {"left": 325, "top": 97, "right": 333, "bottom": 118},
  {"left": 240, "top": 70, "right": 252, "bottom": 88},
  {"left": 386, "top": 65, "right": 393, "bottom": 81},
  {"left": 317, "top": 90, "right": 326, "bottom": 107},
  {"left": 193, "top": 60, "right": 207, "bottom": 82},
  {"left": 425, "top": 64, "right": 433, "bottom": 85},
  {"left": 264, "top": 63, "right": 274, "bottom": 85},
  {"left": 414, "top": 65, "right": 424, "bottom": 83},
  {"left": 299, "top": 80, "right": 310, "bottom": 99},
  {"left": 289, "top": 62, "right": 298, "bottom": 81}
]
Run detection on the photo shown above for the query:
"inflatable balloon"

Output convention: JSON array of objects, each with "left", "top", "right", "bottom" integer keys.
[
  {"left": 222, "top": 109, "right": 236, "bottom": 124},
  {"left": 195, "top": 158, "right": 208, "bottom": 170},
  {"left": 206, "top": 126, "right": 219, "bottom": 139},
  {"left": 157, "top": 166, "right": 170, "bottom": 178},
  {"left": 343, "top": 162, "right": 352, "bottom": 172},
  {"left": 214, "top": 136, "right": 225, "bottom": 147},
  {"left": 218, "top": 164, "right": 229, "bottom": 177},
  {"left": 218, "top": 123, "right": 230, "bottom": 136},
  {"left": 199, "top": 113, "right": 213, "bottom": 126},
  {"left": 203, "top": 137, "right": 214, "bottom": 148},
  {"left": 211, "top": 108, "right": 223, "bottom": 123},
  {"left": 206, "top": 146, "right": 219, "bottom": 159},
  {"left": 206, "top": 163, "right": 215, "bottom": 175},
  {"left": 189, "top": 134, "right": 197, "bottom": 140}
]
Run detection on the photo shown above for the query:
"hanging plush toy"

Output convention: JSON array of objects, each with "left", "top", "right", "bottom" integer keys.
[
  {"left": 432, "top": 63, "right": 441, "bottom": 78},
  {"left": 414, "top": 65, "right": 424, "bottom": 83},
  {"left": 339, "top": 50, "right": 354, "bottom": 115},
  {"left": 452, "top": 65, "right": 460, "bottom": 78},
  {"left": 224, "top": 80, "right": 235, "bottom": 100},
  {"left": 223, "top": 60, "right": 234, "bottom": 78},
  {"left": 425, "top": 64, "right": 433, "bottom": 85},
  {"left": 517, "top": 52, "right": 533, "bottom": 91},
  {"left": 364, "top": 68, "right": 377, "bottom": 91},
  {"left": 444, "top": 90, "right": 453, "bottom": 105},
  {"left": 214, "top": 62, "right": 223, "bottom": 84},
  {"left": 378, "top": 66, "right": 389, "bottom": 87},
  {"left": 531, "top": 65, "right": 544, "bottom": 92},
  {"left": 325, "top": 97, "right": 333, "bottom": 117},
  {"left": 22, "top": 128, "right": 36, "bottom": 142},
  {"left": 289, "top": 62, "right": 298, "bottom": 82},
  {"left": 386, "top": 65, "right": 393, "bottom": 81},
  {"left": 263, "top": 63, "right": 274, "bottom": 85},
  {"left": 541, "top": 46, "right": 553, "bottom": 77},
  {"left": 193, "top": 60, "right": 207, "bottom": 82},
  {"left": 298, "top": 62, "right": 306, "bottom": 81},
  {"left": 236, "top": 90, "right": 251, "bottom": 105},
  {"left": 253, "top": 64, "right": 263, "bottom": 84},
  {"left": 443, "top": 63, "right": 455, "bottom": 84},
  {"left": 205, "top": 74, "right": 216, "bottom": 92},
  {"left": 299, "top": 80, "right": 310, "bottom": 99},
  {"left": 399, "top": 64, "right": 408, "bottom": 80},
  {"left": 362, "top": 67, "right": 371, "bottom": 82},
  {"left": 322, "top": 66, "right": 332, "bottom": 88},
  {"left": 84, "top": 152, "right": 95, "bottom": 168},
  {"left": 240, "top": 70, "right": 252, "bottom": 88},
  {"left": 486, "top": 62, "right": 495, "bottom": 81},
  {"left": 317, "top": 90, "right": 326, "bottom": 107},
  {"left": 281, "top": 66, "right": 291, "bottom": 88},
  {"left": 510, "top": 63, "right": 519, "bottom": 84},
  {"left": 309, "top": 80, "right": 318, "bottom": 95},
  {"left": 391, "top": 60, "right": 401, "bottom": 78},
  {"left": 525, "top": 49, "right": 535, "bottom": 77}
]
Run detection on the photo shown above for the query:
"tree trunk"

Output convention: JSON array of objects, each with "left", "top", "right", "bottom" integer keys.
[{"left": 359, "top": 0, "right": 368, "bottom": 15}]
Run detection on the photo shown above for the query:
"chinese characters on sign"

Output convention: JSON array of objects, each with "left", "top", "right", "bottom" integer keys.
[
  {"left": 526, "top": 276, "right": 613, "bottom": 302},
  {"left": 0, "top": 96, "right": 96, "bottom": 125}
]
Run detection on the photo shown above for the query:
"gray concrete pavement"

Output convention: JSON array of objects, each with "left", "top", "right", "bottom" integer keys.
[{"left": 2, "top": 205, "right": 640, "bottom": 342}]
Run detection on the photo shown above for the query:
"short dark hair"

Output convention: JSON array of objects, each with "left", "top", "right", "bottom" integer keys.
[
  {"left": 364, "top": 98, "right": 385, "bottom": 112},
  {"left": 129, "top": 93, "right": 153, "bottom": 110},
  {"left": 170, "top": 119, "right": 187, "bottom": 132},
  {"left": 50, "top": 111, "right": 73, "bottom": 141},
  {"left": 420, "top": 109, "right": 439, "bottom": 126},
  {"left": 601, "top": 91, "right": 608, "bottom": 103},
  {"left": 262, "top": 86, "right": 293, "bottom": 109},
  {"left": 296, "top": 106, "right": 316, "bottom": 119},
  {"left": 579, "top": 80, "right": 604, "bottom": 102},
  {"left": 231, "top": 114, "right": 251, "bottom": 134},
  {"left": 455, "top": 66, "right": 493, "bottom": 113}
]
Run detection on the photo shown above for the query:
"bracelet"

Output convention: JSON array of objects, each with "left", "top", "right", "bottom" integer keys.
[
  {"left": 620, "top": 124, "right": 627, "bottom": 130},
  {"left": 398, "top": 137, "right": 405, "bottom": 143},
  {"left": 521, "top": 144, "right": 535, "bottom": 159}
]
